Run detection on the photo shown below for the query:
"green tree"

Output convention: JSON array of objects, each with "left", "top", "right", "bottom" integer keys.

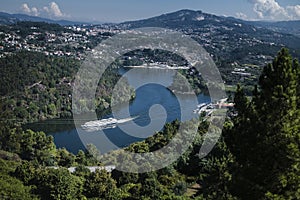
[
  {"left": 73, "top": 165, "right": 91, "bottom": 177},
  {"left": 139, "top": 172, "right": 164, "bottom": 199},
  {"left": 198, "top": 136, "right": 236, "bottom": 200},
  {"left": 20, "top": 130, "right": 56, "bottom": 165},
  {"left": 36, "top": 168, "right": 83, "bottom": 200},
  {"left": 47, "top": 103, "right": 57, "bottom": 116},
  {"left": 172, "top": 181, "right": 187, "bottom": 196},
  {"left": 86, "top": 143, "right": 101, "bottom": 161},
  {"left": 0, "top": 159, "right": 37, "bottom": 200},
  {"left": 75, "top": 149, "right": 87, "bottom": 165},
  {"left": 84, "top": 169, "right": 119, "bottom": 199},
  {"left": 56, "top": 148, "right": 75, "bottom": 167},
  {"left": 225, "top": 48, "right": 300, "bottom": 199},
  {"left": 14, "top": 161, "right": 37, "bottom": 185}
]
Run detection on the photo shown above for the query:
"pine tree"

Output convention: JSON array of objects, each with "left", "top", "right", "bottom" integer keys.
[{"left": 225, "top": 48, "right": 300, "bottom": 199}]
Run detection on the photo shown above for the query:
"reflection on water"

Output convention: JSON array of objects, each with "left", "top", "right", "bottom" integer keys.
[{"left": 26, "top": 67, "right": 211, "bottom": 154}]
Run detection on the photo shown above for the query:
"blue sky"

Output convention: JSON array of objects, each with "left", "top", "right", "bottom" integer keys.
[{"left": 1, "top": 0, "right": 300, "bottom": 22}]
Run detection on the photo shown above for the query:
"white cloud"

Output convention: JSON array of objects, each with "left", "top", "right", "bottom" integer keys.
[
  {"left": 236, "top": 12, "right": 248, "bottom": 20},
  {"left": 20, "top": 2, "right": 67, "bottom": 19},
  {"left": 48, "top": 2, "right": 63, "bottom": 17},
  {"left": 31, "top": 7, "right": 39, "bottom": 16},
  {"left": 43, "top": 6, "right": 49, "bottom": 13},
  {"left": 251, "top": 0, "right": 288, "bottom": 20},
  {"left": 287, "top": 5, "right": 300, "bottom": 19},
  {"left": 21, "top": 3, "right": 31, "bottom": 14},
  {"left": 21, "top": 3, "right": 39, "bottom": 16},
  {"left": 248, "top": 0, "right": 300, "bottom": 21}
]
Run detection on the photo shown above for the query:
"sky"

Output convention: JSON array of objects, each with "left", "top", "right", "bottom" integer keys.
[{"left": 1, "top": 0, "right": 300, "bottom": 23}]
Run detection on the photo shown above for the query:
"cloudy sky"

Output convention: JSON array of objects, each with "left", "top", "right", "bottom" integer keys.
[{"left": 1, "top": 0, "right": 300, "bottom": 22}]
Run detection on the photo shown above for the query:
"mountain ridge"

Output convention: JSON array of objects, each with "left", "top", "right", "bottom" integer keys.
[
  {"left": 0, "top": 12, "right": 95, "bottom": 26},
  {"left": 118, "top": 9, "right": 300, "bottom": 50},
  {"left": 1, "top": 9, "right": 300, "bottom": 37},
  {"left": 120, "top": 9, "right": 232, "bottom": 29},
  {"left": 120, "top": 9, "right": 300, "bottom": 38},
  {"left": 248, "top": 20, "right": 300, "bottom": 37}
]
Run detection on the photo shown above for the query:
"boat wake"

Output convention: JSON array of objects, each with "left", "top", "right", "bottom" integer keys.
[{"left": 81, "top": 116, "right": 137, "bottom": 132}]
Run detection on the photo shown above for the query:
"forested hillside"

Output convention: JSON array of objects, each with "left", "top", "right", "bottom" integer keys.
[{"left": 0, "top": 50, "right": 135, "bottom": 124}]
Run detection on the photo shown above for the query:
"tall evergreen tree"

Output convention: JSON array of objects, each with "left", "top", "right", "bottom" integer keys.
[{"left": 225, "top": 48, "right": 300, "bottom": 199}]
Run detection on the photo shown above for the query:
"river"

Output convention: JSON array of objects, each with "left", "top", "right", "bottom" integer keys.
[{"left": 25, "top": 67, "right": 210, "bottom": 154}]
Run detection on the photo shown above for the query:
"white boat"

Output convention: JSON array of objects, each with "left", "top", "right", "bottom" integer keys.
[
  {"left": 81, "top": 116, "right": 137, "bottom": 131},
  {"left": 81, "top": 117, "right": 117, "bottom": 129},
  {"left": 197, "top": 103, "right": 207, "bottom": 108},
  {"left": 193, "top": 103, "right": 208, "bottom": 113}
]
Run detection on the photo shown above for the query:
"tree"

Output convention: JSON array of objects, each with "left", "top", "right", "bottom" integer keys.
[
  {"left": 47, "top": 103, "right": 57, "bottom": 115},
  {"left": 225, "top": 48, "right": 300, "bottom": 199},
  {"left": 35, "top": 168, "right": 83, "bottom": 200},
  {"left": 73, "top": 165, "right": 91, "bottom": 177},
  {"left": 233, "top": 84, "right": 249, "bottom": 118},
  {"left": 138, "top": 172, "right": 164, "bottom": 199},
  {"left": 83, "top": 169, "right": 120, "bottom": 199},
  {"left": 257, "top": 48, "right": 300, "bottom": 199},
  {"left": 197, "top": 130, "right": 236, "bottom": 200},
  {"left": 0, "top": 159, "right": 37, "bottom": 200},
  {"left": 173, "top": 181, "right": 187, "bottom": 196},
  {"left": 75, "top": 149, "right": 87, "bottom": 165},
  {"left": 14, "top": 161, "right": 37, "bottom": 185},
  {"left": 86, "top": 143, "right": 101, "bottom": 162},
  {"left": 56, "top": 148, "right": 75, "bottom": 167},
  {"left": 0, "top": 173, "right": 37, "bottom": 200},
  {"left": 20, "top": 130, "right": 56, "bottom": 165}
]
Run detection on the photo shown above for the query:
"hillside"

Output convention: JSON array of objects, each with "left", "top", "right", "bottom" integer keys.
[
  {"left": 120, "top": 9, "right": 300, "bottom": 49},
  {"left": 249, "top": 20, "right": 300, "bottom": 37},
  {"left": 118, "top": 9, "right": 300, "bottom": 92},
  {"left": 0, "top": 12, "right": 87, "bottom": 26}
]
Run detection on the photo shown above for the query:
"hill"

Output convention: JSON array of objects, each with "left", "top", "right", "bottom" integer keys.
[
  {"left": 118, "top": 9, "right": 300, "bottom": 89},
  {"left": 0, "top": 12, "right": 87, "bottom": 26},
  {"left": 120, "top": 9, "right": 300, "bottom": 49},
  {"left": 249, "top": 20, "right": 300, "bottom": 37}
]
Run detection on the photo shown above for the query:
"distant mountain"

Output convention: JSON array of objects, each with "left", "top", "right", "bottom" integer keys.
[
  {"left": 248, "top": 20, "right": 300, "bottom": 37},
  {"left": 120, "top": 9, "right": 300, "bottom": 50},
  {"left": 120, "top": 9, "right": 300, "bottom": 37},
  {"left": 120, "top": 9, "right": 234, "bottom": 29},
  {"left": 0, "top": 12, "right": 88, "bottom": 26}
]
